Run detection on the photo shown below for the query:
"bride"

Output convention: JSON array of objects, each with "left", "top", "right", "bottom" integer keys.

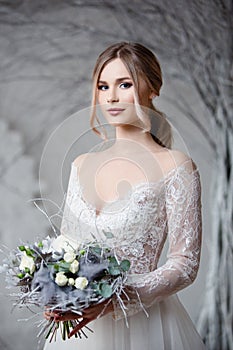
[{"left": 44, "top": 42, "right": 206, "bottom": 349}]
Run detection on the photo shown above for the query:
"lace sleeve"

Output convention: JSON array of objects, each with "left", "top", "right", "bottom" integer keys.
[{"left": 113, "top": 160, "right": 202, "bottom": 320}]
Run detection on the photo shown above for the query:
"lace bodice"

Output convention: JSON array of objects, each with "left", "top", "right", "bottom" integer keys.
[{"left": 60, "top": 158, "right": 202, "bottom": 319}]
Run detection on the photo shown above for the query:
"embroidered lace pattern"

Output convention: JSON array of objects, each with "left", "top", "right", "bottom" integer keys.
[{"left": 60, "top": 159, "right": 202, "bottom": 320}]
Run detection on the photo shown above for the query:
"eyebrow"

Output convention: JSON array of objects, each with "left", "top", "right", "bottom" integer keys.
[{"left": 98, "top": 77, "right": 132, "bottom": 84}]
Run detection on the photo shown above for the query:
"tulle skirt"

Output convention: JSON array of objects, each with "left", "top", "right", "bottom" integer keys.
[{"left": 43, "top": 295, "right": 206, "bottom": 350}]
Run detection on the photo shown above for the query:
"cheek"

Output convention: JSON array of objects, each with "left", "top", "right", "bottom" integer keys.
[
  {"left": 97, "top": 93, "right": 108, "bottom": 109},
  {"left": 121, "top": 91, "right": 135, "bottom": 104},
  {"left": 96, "top": 92, "right": 103, "bottom": 104}
]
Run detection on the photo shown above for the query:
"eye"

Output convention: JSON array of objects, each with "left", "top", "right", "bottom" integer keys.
[
  {"left": 97, "top": 84, "right": 109, "bottom": 91},
  {"left": 119, "top": 82, "right": 133, "bottom": 89}
]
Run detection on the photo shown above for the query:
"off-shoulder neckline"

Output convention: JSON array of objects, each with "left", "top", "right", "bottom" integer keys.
[
  {"left": 70, "top": 158, "right": 199, "bottom": 217},
  {"left": 71, "top": 158, "right": 198, "bottom": 185}
]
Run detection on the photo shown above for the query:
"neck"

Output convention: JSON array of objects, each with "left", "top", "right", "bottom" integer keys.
[
  {"left": 115, "top": 124, "right": 147, "bottom": 140},
  {"left": 109, "top": 124, "right": 158, "bottom": 152}
]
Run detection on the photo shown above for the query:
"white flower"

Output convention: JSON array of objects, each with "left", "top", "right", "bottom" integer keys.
[
  {"left": 37, "top": 236, "right": 53, "bottom": 254},
  {"left": 69, "top": 260, "right": 79, "bottom": 274},
  {"left": 19, "top": 252, "right": 35, "bottom": 274},
  {"left": 64, "top": 251, "right": 76, "bottom": 263},
  {"left": 75, "top": 277, "right": 88, "bottom": 290},
  {"left": 68, "top": 278, "right": 75, "bottom": 286},
  {"left": 55, "top": 272, "right": 68, "bottom": 286},
  {"left": 51, "top": 235, "right": 79, "bottom": 254}
]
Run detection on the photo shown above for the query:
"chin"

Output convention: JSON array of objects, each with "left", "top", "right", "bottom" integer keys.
[{"left": 106, "top": 117, "right": 141, "bottom": 127}]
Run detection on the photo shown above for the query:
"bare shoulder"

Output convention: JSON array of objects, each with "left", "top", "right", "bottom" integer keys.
[
  {"left": 159, "top": 149, "right": 197, "bottom": 173},
  {"left": 72, "top": 153, "right": 90, "bottom": 168}
]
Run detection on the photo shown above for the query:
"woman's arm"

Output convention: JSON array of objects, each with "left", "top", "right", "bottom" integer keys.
[{"left": 113, "top": 158, "right": 202, "bottom": 319}]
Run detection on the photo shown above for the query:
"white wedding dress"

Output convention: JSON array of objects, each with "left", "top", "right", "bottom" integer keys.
[{"left": 44, "top": 158, "right": 206, "bottom": 350}]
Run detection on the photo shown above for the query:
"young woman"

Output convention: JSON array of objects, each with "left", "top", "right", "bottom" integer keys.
[{"left": 44, "top": 42, "right": 206, "bottom": 349}]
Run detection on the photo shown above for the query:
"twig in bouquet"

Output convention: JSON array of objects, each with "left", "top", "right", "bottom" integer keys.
[
  {"left": 47, "top": 319, "right": 59, "bottom": 342},
  {"left": 62, "top": 320, "right": 70, "bottom": 340},
  {"left": 71, "top": 320, "right": 89, "bottom": 339},
  {"left": 30, "top": 199, "right": 58, "bottom": 235},
  {"left": 79, "top": 327, "right": 89, "bottom": 339},
  {"left": 115, "top": 288, "right": 130, "bottom": 327},
  {"left": 70, "top": 318, "right": 94, "bottom": 338},
  {"left": 1, "top": 229, "right": 131, "bottom": 343},
  {"left": 37, "top": 318, "right": 55, "bottom": 339},
  {"left": 94, "top": 213, "right": 103, "bottom": 242},
  {"left": 96, "top": 297, "right": 112, "bottom": 320},
  {"left": 29, "top": 247, "right": 50, "bottom": 267},
  {"left": 16, "top": 285, "right": 41, "bottom": 306},
  {"left": 29, "top": 196, "right": 86, "bottom": 244},
  {"left": 71, "top": 322, "right": 82, "bottom": 339},
  {"left": 113, "top": 247, "right": 120, "bottom": 265},
  {"left": 90, "top": 231, "right": 98, "bottom": 242},
  {"left": 37, "top": 318, "right": 48, "bottom": 337},
  {"left": 17, "top": 310, "right": 41, "bottom": 323},
  {"left": 10, "top": 291, "right": 37, "bottom": 313},
  {"left": 29, "top": 195, "right": 66, "bottom": 212},
  {"left": 69, "top": 308, "right": 83, "bottom": 317},
  {"left": 38, "top": 316, "right": 94, "bottom": 342},
  {"left": 79, "top": 323, "right": 93, "bottom": 334},
  {"left": 134, "top": 288, "right": 149, "bottom": 318}
]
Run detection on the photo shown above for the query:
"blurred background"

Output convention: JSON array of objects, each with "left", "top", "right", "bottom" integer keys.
[{"left": 0, "top": 1, "right": 232, "bottom": 349}]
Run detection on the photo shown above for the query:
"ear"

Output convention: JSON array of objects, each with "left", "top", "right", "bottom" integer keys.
[{"left": 149, "top": 92, "right": 157, "bottom": 100}]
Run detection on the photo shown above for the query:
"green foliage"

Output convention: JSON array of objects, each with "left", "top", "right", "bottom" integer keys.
[
  {"left": 18, "top": 245, "right": 25, "bottom": 252},
  {"left": 17, "top": 272, "right": 25, "bottom": 279},
  {"left": 91, "top": 246, "right": 102, "bottom": 255},
  {"left": 57, "top": 261, "right": 70, "bottom": 272},
  {"left": 25, "top": 248, "right": 35, "bottom": 257},
  {"left": 108, "top": 256, "right": 130, "bottom": 275},
  {"left": 99, "top": 283, "right": 112, "bottom": 298},
  {"left": 120, "top": 259, "right": 130, "bottom": 272},
  {"left": 37, "top": 241, "right": 43, "bottom": 248},
  {"left": 103, "top": 230, "right": 114, "bottom": 239}
]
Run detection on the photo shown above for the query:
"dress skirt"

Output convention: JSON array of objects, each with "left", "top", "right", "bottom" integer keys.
[{"left": 43, "top": 294, "right": 206, "bottom": 350}]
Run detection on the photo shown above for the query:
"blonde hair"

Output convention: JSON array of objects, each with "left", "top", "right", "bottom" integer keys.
[{"left": 90, "top": 42, "right": 173, "bottom": 148}]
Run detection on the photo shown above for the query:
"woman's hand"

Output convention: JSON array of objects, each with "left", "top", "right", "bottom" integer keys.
[
  {"left": 69, "top": 299, "right": 113, "bottom": 338},
  {"left": 44, "top": 299, "right": 113, "bottom": 338},
  {"left": 44, "top": 309, "right": 81, "bottom": 322}
]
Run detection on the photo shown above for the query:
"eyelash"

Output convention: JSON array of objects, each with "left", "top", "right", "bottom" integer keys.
[
  {"left": 119, "top": 82, "right": 133, "bottom": 89},
  {"left": 97, "top": 82, "right": 133, "bottom": 91},
  {"left": 97, "top": 85, "right": 108, "bottom": 91}
]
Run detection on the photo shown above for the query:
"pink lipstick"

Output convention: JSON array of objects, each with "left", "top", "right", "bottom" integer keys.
[{"left": 107, "top": 108, "right": 125, "bottom": 116}]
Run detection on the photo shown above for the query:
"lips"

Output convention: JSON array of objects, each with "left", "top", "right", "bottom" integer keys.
[{"left": 107, "top": 108, "right": 125, "bottom": 116}]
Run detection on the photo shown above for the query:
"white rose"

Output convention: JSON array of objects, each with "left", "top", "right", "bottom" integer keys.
[
  {"left": 75, "top": 277, "right": 88, "bottom": 290},
  {"left": 69, "top": 260, "right": 79, "bottom": 274},
  {"left": 19, "top": 252, "right": 35, "bottom": 274},
  {"left": 68, "top": 278, "right": 75, "bottom": 286},
  {"left": 55, "top": 272, "right": 68, "bottom": 287},
  {"left": 63, "top": 251, "right": 76, "bottom": 263},
  {"left": 51, "top": 235, "right": 79, "bottom": 253}
]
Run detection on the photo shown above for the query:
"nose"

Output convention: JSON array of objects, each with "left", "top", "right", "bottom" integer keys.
[
  {"left": 107, "top": 97, "right": 119, "bottom": 103},
  {"left": 107, "top": 89, "right": 119, "bottom": 103}
]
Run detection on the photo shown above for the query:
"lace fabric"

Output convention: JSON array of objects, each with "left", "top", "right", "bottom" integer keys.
[{"left": 60, "top": 158, "right": 202, "bottom": 321}]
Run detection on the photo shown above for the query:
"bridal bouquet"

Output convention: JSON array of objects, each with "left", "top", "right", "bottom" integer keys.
[{"left": 0, "top": 235, "right": 130, "bottom": 342}]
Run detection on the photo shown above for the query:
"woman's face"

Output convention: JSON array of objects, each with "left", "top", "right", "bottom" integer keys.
[{"left": 97, "top": 58, "right": 152, "bottom": 127}]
